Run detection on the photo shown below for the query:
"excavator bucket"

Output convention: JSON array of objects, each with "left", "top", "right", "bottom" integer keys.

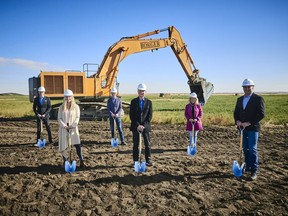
[{"left": 189, "top": 77, "right": 214, "bottom": 105}]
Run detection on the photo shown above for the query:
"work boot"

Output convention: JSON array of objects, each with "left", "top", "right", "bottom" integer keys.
[{"left": 121, "top": 141, "right": 127, "bottom": 145}]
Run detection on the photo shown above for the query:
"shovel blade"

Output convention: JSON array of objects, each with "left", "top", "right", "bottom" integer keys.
[
  {"left": 111, "top": 138, "right": 119, "bottom": 147},
  {"left": 134, "top": 161, "right": 146, "bottom": 173},
  {"left": 232, "top": 160, "right": 245, "bottom": 177},
  {"left": 187, "top": 144, "right": 197, "bottom": 156},
  {"left": 65, "top": 160, "right": 77, "bottom": 173},
  {"left": 37, "top": 139, "right": 46, "bottom": 148},
  {"left": 140, "top": 161, "right": 146, "bottom": 172}
]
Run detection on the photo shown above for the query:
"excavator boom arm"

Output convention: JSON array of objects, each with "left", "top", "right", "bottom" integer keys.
[{"left": 95, "top": 26, "right": 214, "bottom": 104}]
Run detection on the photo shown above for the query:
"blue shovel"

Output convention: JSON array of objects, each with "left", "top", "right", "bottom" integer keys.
[
  {"left": 37, "top": 117, "right": 46, "bottom": 148},
  {"left": 111, "top": 117, "right": 119, "bottom": 148},
  {"left": 232, "top": 127, "right": 245, "bottom": 177},
  {"left": 134, "top": 131, "right": 146, "bottom": 172},
  {"left": 187, "top": 122, "right": 197, "bottom": 156},
  {"left": 65, "top": 123, "right": 77, "bottom": 173}
]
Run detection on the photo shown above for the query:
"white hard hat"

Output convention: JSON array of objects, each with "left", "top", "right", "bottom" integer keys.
[
  {"left": 38, "top": 86, "right": 45, "bottom": 92},
  {"left": 189, "top": 92, "right": 197, "bottom": 98},
  {"left": 111, "top": 87, "right": 117, "bottom": 93},
  {"left": 64, "top": 89, "right": 73, "bottom": 96},
  {"left": 242, "top": 78, "right": 255, "bottom": 87},
  {"left": 137, "top": 83, "right": 147, "bottom": 91}
]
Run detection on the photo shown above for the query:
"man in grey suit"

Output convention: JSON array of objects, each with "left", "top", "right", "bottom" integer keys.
[
  {"left": 234, "top": 79, "right": 265, "bottom": 180},
  {"left": 129, "top": 83, "right": 153, "bottom": 166}
]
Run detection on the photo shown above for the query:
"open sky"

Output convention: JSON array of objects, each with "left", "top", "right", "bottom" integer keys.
[{"left": 0, "top": 0, "right": 287, "bottom": 95}]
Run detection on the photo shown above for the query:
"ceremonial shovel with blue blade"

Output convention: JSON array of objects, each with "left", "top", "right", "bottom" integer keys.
[
  {"left": 134, "top": 131, "right": 146, "bottom": 173},
  {"left": 111, "top": 117, "right": 119, "bottom": 148},
  {"left": 37, "top": 117, "right": 46, "bottom": 148},
  {"left": 232, "top": 127, "right": 245, "bottom": 177},
  {"left": 187, "top": 122, "right": 197, "bottom": 156},
  {"left": 65, "top": 123, "right": 76, "bottom": 173}
]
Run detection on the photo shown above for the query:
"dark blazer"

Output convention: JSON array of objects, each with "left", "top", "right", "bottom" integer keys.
[
  {"left": 33, "top": 96, "right": 52, "bottom": 118},
  {"left": 129, "top": 97, "right": 153, "bottom": 132},
  {"left": 234, "top": 93, "right": 265, "bottom": 131}
]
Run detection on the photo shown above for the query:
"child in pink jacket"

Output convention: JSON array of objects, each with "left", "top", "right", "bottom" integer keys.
[{"left": 185, "top": 92, "right": 203, "bottom": 146}]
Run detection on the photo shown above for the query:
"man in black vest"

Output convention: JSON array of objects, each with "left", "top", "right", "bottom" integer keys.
[
  {"left": 33, "top": 86, "right": 53, "bottom": 145},
  {"left": 129, "top": 83, "right": 153, "bottom": 166},
  {"left": 234, "top": 79, "right": 265, "bottom": 180}
]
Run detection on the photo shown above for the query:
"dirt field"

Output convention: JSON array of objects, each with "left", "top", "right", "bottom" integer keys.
[{"left": 0, "top": 119, "right": 287, "bottom": 215}]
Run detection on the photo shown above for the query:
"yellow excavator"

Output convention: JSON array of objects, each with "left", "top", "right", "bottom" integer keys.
[{"left": 28, "top": 26, "right": 214, "bottom": 120}]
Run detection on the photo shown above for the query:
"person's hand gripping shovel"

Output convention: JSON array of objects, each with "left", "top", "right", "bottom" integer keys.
[
  {"left": 187, "top": 122, "right": 197, "bottom": 156},
  {"left": 65, "top": 123, "right": 77, "bottom": 173},
  {"left": 111, "top": 116, "right": 119, "bottom": 148},
  {"left": 134, "top": 129, "right": 146, "bottom": 173},
  {"left": 36, "top": 116, "right": 46, "bottom": 148},
  {"left": 232, "top": 126, "right": 246, "bottom": 177}
]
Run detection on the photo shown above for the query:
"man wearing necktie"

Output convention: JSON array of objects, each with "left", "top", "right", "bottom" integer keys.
[
  {"left": 129, "top": 83, "right": 153, "bottom": 166},
  {"left": 33, "top": 86, "right": 53, "bottom": 145}
]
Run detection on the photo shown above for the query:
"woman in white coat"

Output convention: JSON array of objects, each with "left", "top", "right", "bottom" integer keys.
[{"left": 58, "top": 89, "right": 84, "bottom": 168}]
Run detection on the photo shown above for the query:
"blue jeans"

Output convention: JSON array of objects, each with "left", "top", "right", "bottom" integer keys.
[
  {"left": 242, "top": 130, "right": 259, "bottom": 174},
  {"left": 109, "top": 116, "right": 125, "bottom": 142},
  {"left": 189, "top": 130, "right": 198, "bottom": 145}
]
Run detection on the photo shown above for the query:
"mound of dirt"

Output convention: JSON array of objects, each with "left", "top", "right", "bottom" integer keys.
[{"left": 0, "top": 120, "right": 287, "bottom": 215}]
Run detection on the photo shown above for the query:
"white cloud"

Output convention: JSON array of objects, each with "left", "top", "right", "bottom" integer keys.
[{"left": 0, "top": 57, "right": 65, "bottom": 71}]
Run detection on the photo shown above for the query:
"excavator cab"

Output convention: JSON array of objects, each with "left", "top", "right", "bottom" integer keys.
[{"left": 189, "top": 77, "right": 214, "bottom": 105}]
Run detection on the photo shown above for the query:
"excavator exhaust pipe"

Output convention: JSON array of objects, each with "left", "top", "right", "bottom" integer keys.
[{"left": 189, "top": 77, "right": 214, "bottom": 105}]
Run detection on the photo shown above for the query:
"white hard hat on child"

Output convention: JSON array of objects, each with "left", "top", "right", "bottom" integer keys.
[
  {"left": 189, "top": 92, "right": 197, "bottom": 98},
  {"left": 111, "top": 87, "right": 117, "bottom": 93},
  {"left": 38, "top": 86, "right": 45, "bottom": 92},
  {"left": 64, "top": 89, "right": 73, "bottom": 96},
  {"left": 137, "top": 83, "right": 147, "bottom": 91},
  {"left": 242, "top": 78, "right": 255, "bottom": 87}
]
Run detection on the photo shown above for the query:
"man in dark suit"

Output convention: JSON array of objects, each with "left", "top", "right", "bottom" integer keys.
[
  {"left": 33, "top": 86, "right": 53, "bottom": 145},
  {"left": 234, "top": 79, "right": 265, "bottom": 180},
  {"left": 129, "top": 83, "right": 153, "bottom": 166}
]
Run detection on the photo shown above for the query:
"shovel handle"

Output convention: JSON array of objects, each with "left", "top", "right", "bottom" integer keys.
[
  {"left": 66, "top": 123, "right": 72, "bottom": 145},
  {"left": 238, "top": 127, "right": 245, "bottom": 162},
  {"left": 66, "top": 123, "right": 73, "bottom": 162},
  {"left": 138, "top": 130, "right": 143, "bottom": 162},
  {"left": 40, "top": 117, "right": 43, "bottom": 133},
  {"left": 113, "top": 117, "right": 118, "bottom": 138},
  {"left": 38, "top": 116, "right": 44, "bottom": 133},
  {"left": 190, "top": 122, "right": 195, "bottom": 145}
]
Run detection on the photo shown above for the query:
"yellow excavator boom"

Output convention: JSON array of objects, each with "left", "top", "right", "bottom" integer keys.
[{"left": 94, "top": 26, "right": 214, "bottom": 104}]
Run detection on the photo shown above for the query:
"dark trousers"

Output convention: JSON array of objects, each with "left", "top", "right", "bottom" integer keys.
[
  {"left": 36, "top": 118, "right": 52, "bottom": 143},
  {"left": 132, "top": 130, "right": 151, "bottom": 162},
  {"left": 62, "top": 144, "right": 83, "bottom": 162}
]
